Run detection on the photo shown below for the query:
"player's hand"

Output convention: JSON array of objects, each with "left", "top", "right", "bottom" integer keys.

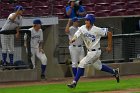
[
  {"left": 68, "top": 18, "right": 71, "bottom": 22},
  {"left": 69, "top": 39, "right": 75, "bottom": 44},
  {"left": 106, "top": 47, "right": 112, "bottom": 53},
  {"left": 16, "top": 31, "right": 20, "bottom": 39},
  {"left": 24, "top": 43, "right": 27, "bottom": 48},
  {"left": 39, "top": 48, "right": 44, "bottom": 53}
]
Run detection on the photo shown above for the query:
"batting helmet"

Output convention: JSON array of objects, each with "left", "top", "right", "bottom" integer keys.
[
  {"left": 72, "top": 17, "right": 79, "bottom": 22},
  {"left": 14, "top": 5, "right": 24, "bottom": 11},
  {"left": 84, "top": 14, "right": 95, "bottom": 25},
  {"left": 33, "top": 19, "right": 42, "bottom": 24}
]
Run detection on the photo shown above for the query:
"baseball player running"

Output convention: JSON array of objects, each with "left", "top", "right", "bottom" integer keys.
[
  {"left": 67, "top": 14, "right": 120, "bottom": 88},
  {"left": 65, "top": 17, "right": 85, "bottom": 77},
  {"left": 24, "top": 19, "right": 47, "bottom": 79},
  {"left": 0, "top": 5, "right": 24, "bottom": 66}
]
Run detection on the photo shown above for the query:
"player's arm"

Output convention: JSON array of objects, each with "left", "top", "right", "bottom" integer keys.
[
  {"left": 65, "top": 19, "right": 71, "bottom": 33},
  {"left": 9, "top": 8, "right": 21, "bottom": 21},
  {"left": 106, "top": 31, "right": 112, "bottom": 53},
  {"left": 39, "top": 41, "right": 45, "bottom": 53},
  {"left": 69, "top": 28, "right": 82, "bottom": 43},
  {"left": 15, "top": 26, "right": 20, "bottom": 39},
  {"left": 39, "top": 30, "right": 44, "bottom": 53},
  {"left": 24, "top": 33, "right": 27, "bottom": 48},
  {"left": 66, "top": 6, "right": 73, "bottom": 16}
]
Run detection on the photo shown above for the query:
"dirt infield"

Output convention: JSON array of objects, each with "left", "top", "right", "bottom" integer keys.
[{"left": 0, "top": 75, "right": 140, "bottom": 93}]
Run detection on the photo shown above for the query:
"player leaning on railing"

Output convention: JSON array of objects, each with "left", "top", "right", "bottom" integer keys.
[{"left": 0, "top": 5, "right": 24, "bottom": 66}]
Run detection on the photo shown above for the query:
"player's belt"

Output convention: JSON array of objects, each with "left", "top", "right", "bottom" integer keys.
[
  {"left": 72, "top": 45, "right": 82, "bottom": 47},
  {"left": 88, "top": 48, "right": 101, "bottom": 51}
]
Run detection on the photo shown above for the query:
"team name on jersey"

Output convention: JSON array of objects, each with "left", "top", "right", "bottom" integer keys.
[
  {"left": 32, "top": 35, "right": 40, "bottom": 39},
  {"left": 84, "top": 33, "right": 96, "bottom": 42}
]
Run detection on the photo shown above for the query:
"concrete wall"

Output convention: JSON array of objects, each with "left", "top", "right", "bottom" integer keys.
[
  {"left": 85, "top": 61, "right": 140, "bottom": 77},
  {"left": 0, "top": 69, "right": 38, "bottom": 82}
]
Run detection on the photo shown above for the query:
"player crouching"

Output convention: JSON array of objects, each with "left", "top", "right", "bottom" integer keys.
[{"left": 24, "top": 19, "right": 47, "bottom": 79}]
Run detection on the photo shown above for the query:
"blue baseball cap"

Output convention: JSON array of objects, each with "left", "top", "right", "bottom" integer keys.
[
  {"left": 14, "top": 5, "right": 24, "bottom": 11},
  {"left": 72, "top": 17, "right": 79, "bottom": 22},
  {"left": 33, "top": 19, "right": 42, "bottom": 24}
]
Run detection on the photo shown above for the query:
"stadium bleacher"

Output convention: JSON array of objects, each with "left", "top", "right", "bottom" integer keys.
[{"left": 0, "top": 0, "right": 140, "bottom": 19}]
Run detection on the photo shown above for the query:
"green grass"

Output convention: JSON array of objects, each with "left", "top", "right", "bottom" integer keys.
[{"left": 0, "top": 77, "right": 140, "bottom": 93}]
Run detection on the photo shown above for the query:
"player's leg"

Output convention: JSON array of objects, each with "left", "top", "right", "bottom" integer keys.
[
  {"left": 93, "top": 60, "right": 120, "bottom": 83},
  {"left": 8, "top": 35, "right": 14, "bottom": 65},
  {"left": 69, "top": 46, "right": 79, "bottom": 77},
  {"left": 31, "top": 48, "right": 36, "bottom": 69},
  {"left": 78, "top": 47, "right": 85, "bottom": 76},
  {"left": 36, "top": 49, "right": 47, "bottom": 79},
  {"left": 1, "top": 35, "right": 8, "bottom": 65},
  {"left": 67, "top": 51, "right": 97, "bottom": 88}
]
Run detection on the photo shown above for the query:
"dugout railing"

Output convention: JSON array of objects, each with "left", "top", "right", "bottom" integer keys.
[
  {"left": 0, "top": 29, "right": 32, "bottom": 70},
  {"left": 57, "top": 32, "right": 140, "bottom": 64}
]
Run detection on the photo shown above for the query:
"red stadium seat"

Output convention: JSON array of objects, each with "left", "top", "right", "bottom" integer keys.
[
  {"left": 94, "top": 0, "right": 111, "bottom": 6},
  {"left": 1, "top": 10, "right": 11, "bottom": 18},
  {"left": 18, "top": 0, "right": 31, "bottom": 3},
  {"left": 111, "top": 0, "right": 126, "bottom": 5},
  {"left": 110, "top": 3, "right": 126, "bottom": 12},
  {"left": 42, "top": 8, "right": 49, "bottom": 16},
  {"left": 125, "top": 9, "right": 136, "bottom": 15},
  {"left": 85, "top": 6, "right": 95, "bottom": 14},
  {"left": 22, "top": 8, "right": 33, "bottom": 17},
  {"left": 53, "top": 7, "right": 65, "bottom": 19},
  {"left": 19, "top": 2, "right": 32, "bottom": 9},
  {"left": 94, "top": 5, "right": 110, "bottom": 17},
  {"left": 94, "top": 5, "right": 110, "bottom": 12},
  {"left": 126, "top": 2, "right": 140, "bottom": 12},
  {"left": 110, "top": 10, "right": 125, "bottom": 16},
  {"left": 135, "top": 9, "right": 140, "bottom": 15},
  {"left": 82, "top": 0, "right": 94, "bottom": 6},
  {"left": 127, "top": 0, "right": 140, "bottom": 4},
  {"left": 31, "top": 1, "right": 48, "bottom": 9},
  {"left": 95, "top": 11, "right": 110, "bottom": 17},
  {"left": 54, "top": 0, "right": 64, "bottom": 8},
  {"left": 32, "top": 8, "right": 44, "bottom": 17},
  {"left": 53, "top": 7, "right": 64, "bottom": 15},
  {"left": 2, "top": 3, "right": 14, "bottom": 10},
  {"left": 1, "top": 0, "right": 9, "bottom": 3},
  {"left": 56, "top": 14, "right": 65, "bottom": 19}
]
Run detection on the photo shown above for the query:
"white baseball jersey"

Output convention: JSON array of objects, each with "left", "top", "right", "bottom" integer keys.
[
  {"left": 24, "top": 27, "right": 43, "bottom": 49},
  {"left": 1, "top": 13, "right": 22, "bottom": 30},
  {"left": 76, "top": 25, "right": 108, "bottom": 69},
  {"left": 68, "top": 26, "right": 83, "bottom": 46},
  {"left": 74, "top": 25, "right": 108, "bottom": 50},
  {"left": 24, "top": 27, "right": 47, "bottom": 68},
  {"left": 1, "top": 13, "right": 22, "bottom": 53}
]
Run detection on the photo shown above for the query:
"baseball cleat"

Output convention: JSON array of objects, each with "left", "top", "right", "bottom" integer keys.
[
  {"left": 41, "top": 74, "right": 46, "bottom": 79},
  {"left": 114, "top": 68, "right": 120, "bottom": 83},
  {"left": 67, "top": 82, "right": 77, "bottom": 88}
]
